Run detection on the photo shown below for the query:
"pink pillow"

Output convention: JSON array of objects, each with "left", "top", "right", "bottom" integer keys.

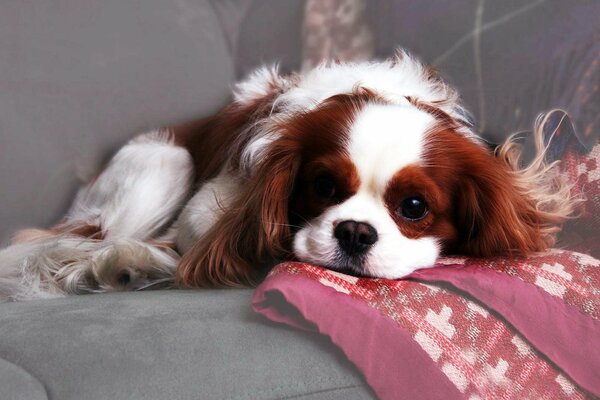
[{"left": 253, "top": 250, "right": 599, "bottom": 399}]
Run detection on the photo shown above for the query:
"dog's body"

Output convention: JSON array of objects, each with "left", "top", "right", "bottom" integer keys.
[{"left": 0, "top": 51, "right": 574, "bottom": 301}]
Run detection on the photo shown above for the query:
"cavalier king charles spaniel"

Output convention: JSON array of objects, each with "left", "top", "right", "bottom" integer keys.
[{"left": 0, "top": 50, "right": 574, "bottom": 301}]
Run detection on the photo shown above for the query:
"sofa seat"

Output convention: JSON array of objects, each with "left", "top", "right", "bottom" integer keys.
[{"left": 0, "top": 290, "right": 375, "bottom": 400}]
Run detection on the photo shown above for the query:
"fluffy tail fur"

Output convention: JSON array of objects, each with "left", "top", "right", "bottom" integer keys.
[{"left": 0, "top": 235, "right": 179, "bottom": 302}]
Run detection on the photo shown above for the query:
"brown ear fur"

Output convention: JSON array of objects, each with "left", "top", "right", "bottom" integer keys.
[
  {"left": 176, "top": 140, "right": 300, "bottom": 287},
  {"left": 175, "top": 71, "right": 301, "bottom": 287},
  {"left": 454, "top": 157, "right": 549, "bottom": 257},
  {"left": 428, "top": 128, "right": 573, "bottom": 257}
]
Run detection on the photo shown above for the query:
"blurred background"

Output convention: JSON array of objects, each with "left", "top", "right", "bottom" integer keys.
[{"left": 0, "top": 0, "right": 598, "bottom": 247}]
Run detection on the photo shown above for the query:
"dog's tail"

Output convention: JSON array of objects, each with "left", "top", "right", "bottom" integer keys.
[{"left": 0, "top": 233, "right": 179, "bottom": 302}]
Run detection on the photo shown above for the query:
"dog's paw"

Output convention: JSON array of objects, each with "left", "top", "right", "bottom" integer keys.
[{"left": 90, "top": 241, "right": 179, "bottom": 292}]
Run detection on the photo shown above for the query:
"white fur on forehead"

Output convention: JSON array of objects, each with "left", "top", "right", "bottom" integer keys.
[
  {"left": 233, "top": 65, "right": 290, "bottom": 105},
  {"left": 276, "top": 50, "right": 471, "bottom": 127}
]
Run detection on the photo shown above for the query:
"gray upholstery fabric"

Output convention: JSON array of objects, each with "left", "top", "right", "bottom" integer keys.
[
  {"left": 0, "top": 358, "right": 48, "bottom": 400},
  {"left": 0, "top": 0, "right": 235, "bottom": 245},
  {"left": 235, "top": 0, "right": 305, "bottom": 78},
  {"left": 0, "top": 290, "right": 374, "bottom": 400}
]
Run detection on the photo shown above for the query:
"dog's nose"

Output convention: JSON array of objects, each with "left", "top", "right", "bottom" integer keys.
[{"left": 334, "top": 220, "right": 378, "bottom": 255}]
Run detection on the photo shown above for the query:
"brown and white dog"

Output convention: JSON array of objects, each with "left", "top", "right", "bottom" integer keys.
[{"left": 0, "top": 50, "right": 574, "bottom": 301}]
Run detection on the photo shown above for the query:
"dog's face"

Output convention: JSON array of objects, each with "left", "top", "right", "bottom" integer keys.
[
  {"left": 230, "top": 59, "right": 474, "bottom": 281},
  {"left": 289, "top": 100, "right": 444, "bottom": 278},
  {"left": 282, "top": 91, "right": 539, "bottom": 279}
]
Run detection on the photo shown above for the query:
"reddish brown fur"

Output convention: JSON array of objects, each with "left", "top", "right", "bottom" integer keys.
[
  {"left": 176, "top": 89, "right": 378, "bottom": 287},
  {"left": 172, "top": 92, "right": 280, "bottom": 185},
  {"left": 175, "top": 93, "right": 286, "bottom": 287},
  {"left": 291, "top": 154, "right": 360, "bottom": 224},
  {"left": 384, "top": 166, "right": 457, "bottom": 242},
  {"left": 423, "top": 126, "right": 551, "bottom": 256},
  {"left": 177, "top": 147, "right": 300, "bottom": 287},
  {"left": 287, "top": 93, "right": 373, "bottom": 224},
  {"left": 405, "top": 96, "right": 459, "bottom": 131}
]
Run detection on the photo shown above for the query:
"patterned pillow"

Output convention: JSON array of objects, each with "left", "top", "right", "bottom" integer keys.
[{"left": 254, "top": 251, "right": 599, "bottom": 399}]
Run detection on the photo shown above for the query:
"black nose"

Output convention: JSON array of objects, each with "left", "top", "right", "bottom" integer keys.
[{"left": 334, "top": 220, "right": 378, "bottom": 255}]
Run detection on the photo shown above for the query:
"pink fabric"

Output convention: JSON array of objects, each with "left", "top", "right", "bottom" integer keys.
[
  {"left": 253, "top": 274, "right": 462, "bottom": 400},
  {"left": 411, "top": 264, "right": 600, "bottom": 393},
  {"left": 252, "top": 250, "right": 599, "bottom": 399},
  {"left": 559, "top": 140, "right": 600, "bottom": 258}
]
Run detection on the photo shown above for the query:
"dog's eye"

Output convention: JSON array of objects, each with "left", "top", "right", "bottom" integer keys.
[
  {"left": 314, "top": 174, "right": 336, "bottom": 199},
  {"left": 398, "top": 196, "right": 428, "bottom": 221}
]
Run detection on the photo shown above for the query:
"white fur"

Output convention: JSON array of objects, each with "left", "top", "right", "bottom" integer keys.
[
  {"left": 68, "top": 130, "right": 194, "bottom": 239},
  {"left": 175, "top": 171, "right": 241, "bottom": 253},
  {"left": 276, "top": 51, "right": 467, "bottom": 125},
  {"left": 349, "top": 104, "right": 434, "bottom": 192},
  {"left": 233, "top": 65, "right": 290, "bottom": 105},
  {"left": 239, "top": 51, "right": 473, "bottom": 175},
  {"left": 0, "top": 236, "right": 179, "bottom": 302},
  {"left": 293, "top": 104, "right": 441, "bottom": 279}
]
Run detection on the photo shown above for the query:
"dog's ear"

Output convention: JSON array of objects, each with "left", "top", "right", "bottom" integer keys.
[
  {"left": 450, "top": 134, "right": 571, "bottom": 257},
  {"left": 175, "top": 66, "right": 298, "bottom": 287},
  {"left": 177, "top": 139, "right": 301, "bottom": 287},
  {"left": 453, "top": 160, "right": 547, "bottom": 257}
]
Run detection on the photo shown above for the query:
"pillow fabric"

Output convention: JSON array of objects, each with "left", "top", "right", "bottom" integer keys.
[
  {"left": 253, "top": 251, "right": 599, "bottom": 399},
  {"left": 559, "top": 139, "right": 600, "bottom": 258}
]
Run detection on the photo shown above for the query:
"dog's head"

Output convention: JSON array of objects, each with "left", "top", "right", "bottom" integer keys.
[{"left": 177, "top": 51, "right": 572, "bottom": 286}]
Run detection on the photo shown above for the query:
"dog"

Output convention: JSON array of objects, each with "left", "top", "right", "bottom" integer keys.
[{"left": 0, "top": 50, "right": 574, "bottom": 301}]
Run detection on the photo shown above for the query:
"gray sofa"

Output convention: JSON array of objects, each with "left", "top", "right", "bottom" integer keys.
[{"left": 1, "top": 1, "right": 597, "bottom": 399}]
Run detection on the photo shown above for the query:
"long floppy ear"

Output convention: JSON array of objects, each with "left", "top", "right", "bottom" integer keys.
[
  {"left": 452, "top": 131, "right": 574, "bottom": 257},
  {"left": 175, "top": 65, "right": 298, "bottom": 287},
  {"left": 454, "top": 161, "right": 548, "bottom": 256},
  {"left": 176, "top": 141, "right": 300, "bottom": 287}
]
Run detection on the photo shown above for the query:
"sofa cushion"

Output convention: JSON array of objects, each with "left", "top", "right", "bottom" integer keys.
[
  {"left": 0, "top": 290, "right": 374, "bottom": 400},
  {"left": 0, "top": 0, "right": 236, "bottom": 244},
  {"left": 0, "top": 358, "right": 47, "bottom": 400}
]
